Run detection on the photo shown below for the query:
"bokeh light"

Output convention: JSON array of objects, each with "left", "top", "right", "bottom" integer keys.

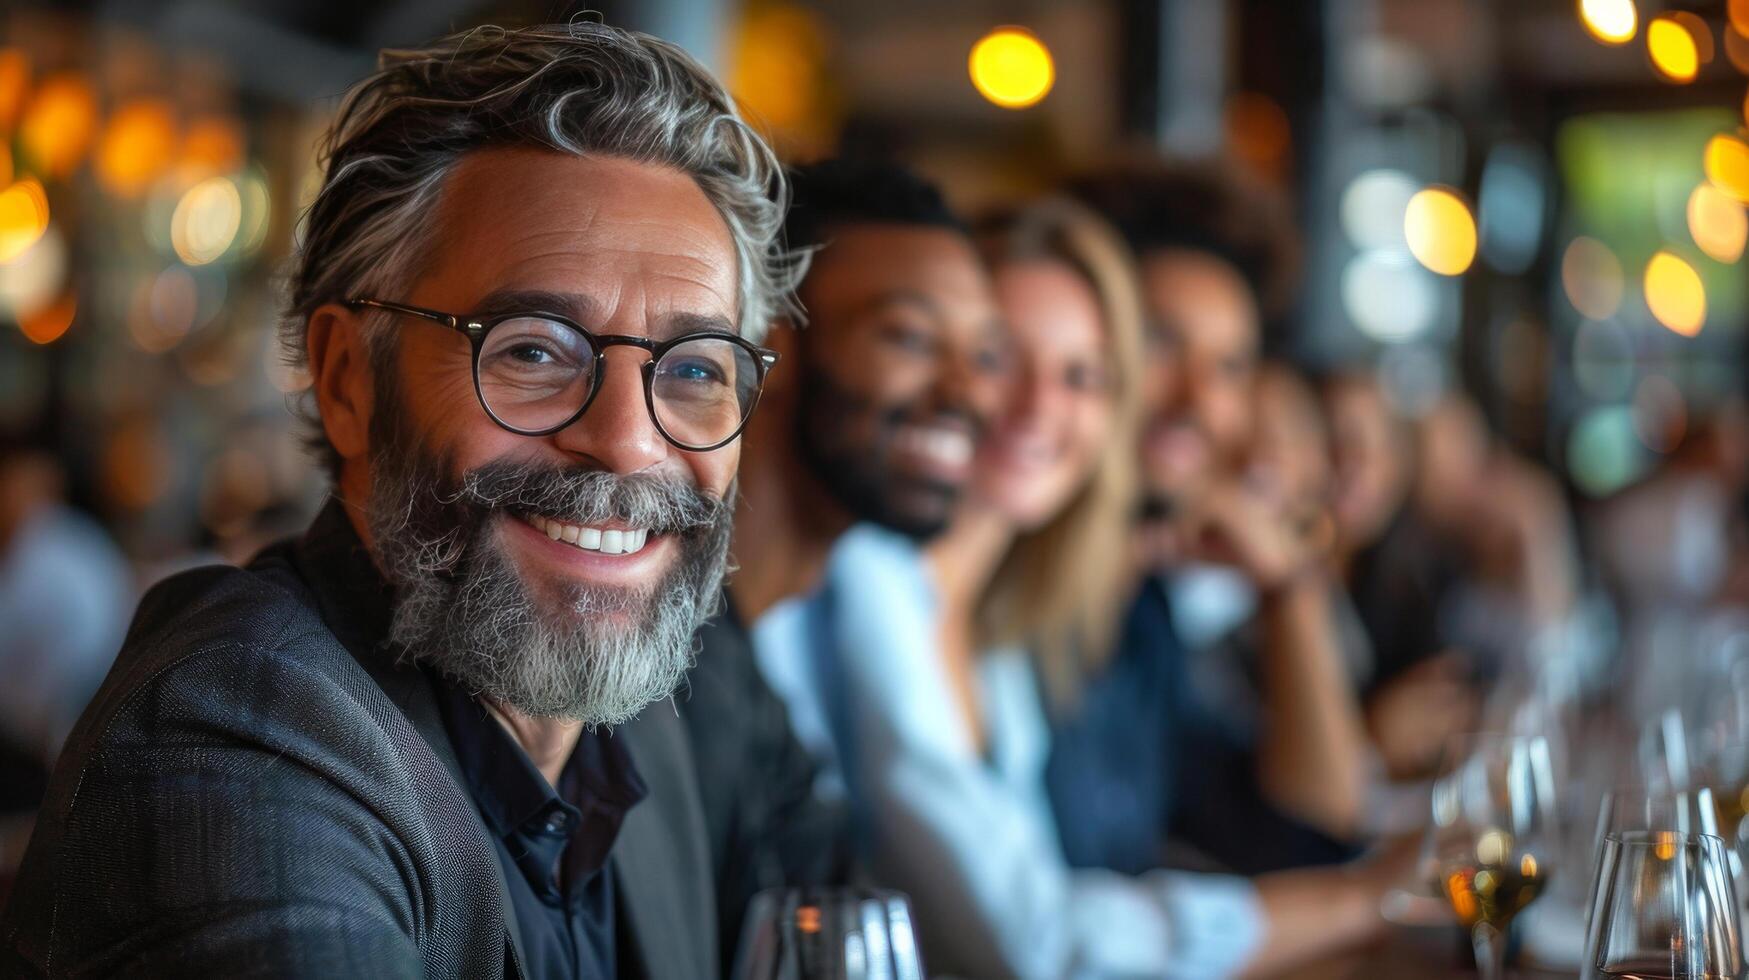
[
  {"left": 1225, "top": 92, "right": 1291, "bottom": 178},
  {"left": 18, "top": 291, "right": 74, "bottom": 345},
  {"left": 1340, "top": 169, "right": 1417, "bottom": 250},
  {"left": 1632, "top": 374, "right": 1687, "bottom": 453},
  {"left": 1705, "top": 133, "right": 1749, "bottom": 202},
  {"left": 1580, "top": 0, "right": 1638, "bottom": 45},
  {"left": 1341, "top": 250, "right": 1437, "bottom": 342},
  {"left": 0, "top": 177, "right": 49, "bottom": 263},
  {"left": 0, "top": 144, "right": 11, "bottom": 188},
  {"left": 1568, "top": 405, "right": 1644, "bottom": 496},
  {"left": 1644, "top": 250, "right": 1706, "bottom": 336},
  {"left": 171, "top": 177, "right": 242, "bottom": 266},
  {"left": 20, "top": 73, "right": 98, "bottom": 179},
  {"left": 235, "top": 168, "right": 273, "bottom": 257},
  {"left": 1478, "top": 144, "right": 1546, "bottom": 274},
  {"left": 0, "top": 225, "right": 66, "bottom": 319},
  {"left": 1688, "top": 182, "right": 1748, "bottom": 262},
  {"left": 969, "top": 27, "right": 1054, "bottom": 109},
  {"left": 0, "top": 49, "right": 29, "bottom": 132},
  {"left": 728, "top": 4, "right": 828, "bottom": 132},
  {"left": 1648, "top": 15, "right": 1702, "bottom": 82},
  {"left": 96, "top": 100, "right": 179, "bottom": 199},
  {"left": 1404, "top": 186, "right": 1477, "bottom": 276},
  {"left": 1734, "top": 0, "right": 1749, "bottom": 39},
  {"left": 179, "top": 116, "right": 246, "bottom": 181},
  {"left": 101, "top": 419, "right": 174, "bottom": 513},
  {"left": 128, "top": 265, "right": 199, "bottom": 353},
  {"left": 1730, "top": 29, "right": 1749, "bottom": 74},
  {"left": 1562, "top": 237, "right": 1625, "bottom": 320}
]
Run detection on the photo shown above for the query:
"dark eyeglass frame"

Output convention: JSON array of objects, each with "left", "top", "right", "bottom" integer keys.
[{"left": 345, "top": 297, "right": 780, "bottom": 453}]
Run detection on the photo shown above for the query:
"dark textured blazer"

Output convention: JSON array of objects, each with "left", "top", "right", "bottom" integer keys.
[{"left": 0, "top": 503, "right": 830, "bottom": 978}]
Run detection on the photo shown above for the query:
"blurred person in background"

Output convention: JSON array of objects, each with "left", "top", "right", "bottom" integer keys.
[
  {"left": 1319, "top": 370, "right": 1479, "bottom": 781},
  {"left": 683, "top": 155, "right": 1009, "bottom": 971},
  {"left": 0, "top": 435, "right": 133, "bottom": 882},
  {"left": 768, "top": 197, "right": 1397, "bottom": 978},
  {"left": 1044, "top": 165, "right": 1374, "bottom": 876},
  {"left": 3, "top": 23, "right": 833, "bottom": 978}
]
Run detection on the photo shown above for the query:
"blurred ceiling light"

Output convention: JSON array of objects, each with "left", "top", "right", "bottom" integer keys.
[
  {"left": 1404, "top": 187, "right": 1477, "bottom": 276},
  {"left": 0, "top": 177, "right": 48, "bottom": 263},
  {"left": 1341, "top": 250, "right": 1437, "bottom": 342},
  {"left": 0, "top": 49, "right": 28, "bottom": 133},
  {"left": 96, "top": 99, "right": 179, "bottom": 199},
  {"left": 1687, "top": 182, "right": 1748, "bottom": 262},
  {"left": 1644, "top": 250, "right": 1706, "bottom": 336},
  {"left": 1562, "top": 236, "right": 1625, "bottom": 319},
  {"left": 1648, "top": 15, "right": 1702, "bottom": 82},
  {"left": 179, "top": 115, "right": 246, "bottom": 180},
  {"left": 18, "top": 291, "right": 74, "bottom": 345},
  {"left": 1572, "top": 318, "right": 1637, "bottom": 399},
  {"left": 20, "top": 73, "right": 97, "bottom": 178},
  {"left": 0, "top": 224, "right": 66, "bottom": 319},
  {"left": 1478, "top": 144, "right": 1547, "bottom": 274},
  {"left": 1580, "top": 0, "right": 1638, "bottom": 45},
  {"left": 1568, "top": 405, "right": 1643, "bottom": 497},
  {"left": 171, "top": 177, "right": 241, "bottom": 266},
  {"left": 1705, "top": 133, "right": 1749, "bottom": 202},
  {"left": 1632, "top": 373, "right": 1687, "bottom": 453},
  {"left": 969, "top": 27, "right": 1054, "bottom": 110},
  {"left": 1339, "top": 169, "right": 1417, "bottom": 251}
]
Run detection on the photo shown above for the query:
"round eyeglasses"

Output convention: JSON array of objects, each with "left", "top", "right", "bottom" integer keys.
[{"left": 346, "top": 298, "right": 779, "bottom": 452}]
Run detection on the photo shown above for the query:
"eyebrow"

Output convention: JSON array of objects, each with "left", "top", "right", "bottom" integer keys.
[
  {"left": 468, "top": 288, "right": 737, "bottom": 340},
  {"left": 852, "top": 290, "right": 949, "bottom": 326}
]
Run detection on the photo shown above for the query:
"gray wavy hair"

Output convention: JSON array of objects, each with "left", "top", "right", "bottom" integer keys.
[{"left": 282, "top": 22, "right": 804, "bottom": 467}]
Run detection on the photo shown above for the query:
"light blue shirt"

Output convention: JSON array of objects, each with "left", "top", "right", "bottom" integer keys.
[{"left": 751, "top": 524, "right": 1266, "bottom": 980}]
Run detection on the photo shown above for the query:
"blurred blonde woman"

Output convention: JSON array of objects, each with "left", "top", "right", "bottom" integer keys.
[{"left": 791, "top": 199, "right": 1395, "bottom": 978}]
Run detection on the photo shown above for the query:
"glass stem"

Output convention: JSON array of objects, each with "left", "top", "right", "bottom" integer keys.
[{"left": 1471, "top": 922, "right": 1507, "bottom": 980}]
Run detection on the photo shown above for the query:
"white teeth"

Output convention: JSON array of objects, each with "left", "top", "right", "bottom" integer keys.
[
  {"left": 897, "top": 427, "right": 973, "bottom": 467},
  {"left": 521, "top": 514, "right": 652, "bottom": 556}
]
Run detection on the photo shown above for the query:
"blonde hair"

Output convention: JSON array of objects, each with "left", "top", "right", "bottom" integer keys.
[{"left": 974, "top": 198, "right": 1146, "bottom": 700}]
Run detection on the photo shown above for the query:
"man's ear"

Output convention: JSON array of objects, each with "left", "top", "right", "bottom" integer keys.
[{"left": 305, "top": 303, "right": 376, "bottom": 463}]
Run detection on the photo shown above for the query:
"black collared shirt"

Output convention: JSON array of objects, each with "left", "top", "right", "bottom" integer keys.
[{"left": 435, "top": 682, "right": 647, "bottom": 980}]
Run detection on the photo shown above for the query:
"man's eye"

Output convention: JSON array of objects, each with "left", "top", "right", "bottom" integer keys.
[
  {"left": 881, "top": 325, "right": 935, "bottom": 353},
  {"left": 662, "top": 358, "right": 725, "bottom": 383},
  {"left": 508, "top": 344, "right": 557, "bottom": 365}
]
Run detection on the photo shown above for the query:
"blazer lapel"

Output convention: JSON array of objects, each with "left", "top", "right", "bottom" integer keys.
[{"left": 612, "top": 698, "right": 718, "bottom": 979}]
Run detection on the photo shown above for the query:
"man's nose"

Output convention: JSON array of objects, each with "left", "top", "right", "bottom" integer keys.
[
  {"left": 936, "top": 347, "right": 1004, "bottom": 422},
  {"left": 549, "top": 348, "right": 668, "bottom": 473}
]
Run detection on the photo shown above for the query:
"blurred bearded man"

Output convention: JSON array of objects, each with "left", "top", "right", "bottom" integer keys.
[{"left": 1, "top": 23, "right": 826, "bottom": 979}]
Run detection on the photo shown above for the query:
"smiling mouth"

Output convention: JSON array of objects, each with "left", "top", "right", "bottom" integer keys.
[{"left": 517, "top": 513, "right": 653, "bottom": 555}]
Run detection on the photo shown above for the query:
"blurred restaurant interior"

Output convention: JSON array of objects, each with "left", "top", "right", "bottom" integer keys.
[
  {"left": 3, "top": 0, "right": 1748, "bottom": 568},
  {"left": 13, "top": 0, "right": 1749, "bottom": 975}
]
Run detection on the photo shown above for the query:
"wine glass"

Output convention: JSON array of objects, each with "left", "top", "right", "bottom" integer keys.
[
  {"left": 1582, "top": 831, "right": 1744, "bottom": 980},
  {"left": 1585, "top": 788, "right": 1721, "bottom": 928},
  {"left": 1428, "top": 733, "right": 1559, "bottom": 980},
  {"left": 733, "top": 886, "right": 924, "bottom": 980}
]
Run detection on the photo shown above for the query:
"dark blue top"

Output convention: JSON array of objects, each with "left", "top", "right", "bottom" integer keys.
[
  {"left": 1043, "top": 575, "right": 1356, "bottom": 876},
  {"left": 436, "top": 683, "right": 647, "bottom": 980}
]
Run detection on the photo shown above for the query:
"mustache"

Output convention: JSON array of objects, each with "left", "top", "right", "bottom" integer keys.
[{"left": 445, "top": 459, "right": 730, "bottom": 535}]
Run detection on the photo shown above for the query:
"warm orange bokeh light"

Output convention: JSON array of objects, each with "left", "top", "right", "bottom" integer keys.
[
  {"left": 20, "top": 73, "right": 98, "bottom": 178},
  {"left": 728, "top": 4, "right": 828, "bottom": 133},
  {"left": 1648, "top": 15, "right": 1701, "bottom": 82},
  {"left": 1225, "top": 92, "right": 1292, "bottom": 178},
  {"left": 969, "top": 27, "right": 1055, "bottom": 110},
  {"left": 1707, "top": 133, "right": 1749, "bottom": 203},
  {"left": 0, "top": 177, "right": 49, "bottom": 263},
  {"left": 18, "top": 291, "right": 74, "bottom": 344},
  {"left": 96, "top": 100, "right": 179, "bottom": 198},
  {"left": 1688, "top": 182, "right": 1748, "bottom": 262},
  {"left": 180, "top": 116, "right": 246, "bottom": 180},
  {"left": 1404, "top": 187, "right": 1478, "bottom": 276},
  {"left": 0, "top": 143, "right": 11, "bottom": 188},
  {"left": 0, "top": 49, "right": 28, "bottom": 133},
  {"left": 1644, "top": 251, "right": 1707, "bottom": 337},
  {"left": 1733, "top": 0, "right": 1749, "bottom": 39}
]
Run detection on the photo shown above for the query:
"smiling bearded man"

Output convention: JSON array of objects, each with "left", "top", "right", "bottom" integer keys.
[{"left": 0, "top": 22, "right": 825, "bottom": 980}]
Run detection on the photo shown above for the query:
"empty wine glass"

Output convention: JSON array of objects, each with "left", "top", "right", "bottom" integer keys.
[
  {"left": 1582, "top": 831, "right": 1743, "bottom": 980},
  {"left": 1585, "top": 788, "right": 1720, "bottom": 929},
  {"left": 733, "top": 886, "right": 924, "bottom": 980},
  {"left": 1426, "top": 733, "right": 1560, "bottom": 980}
]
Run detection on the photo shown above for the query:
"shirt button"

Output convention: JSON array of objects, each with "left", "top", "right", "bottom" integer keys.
[{"left": 544, "top": 812, "right": 571, "bottom": 834}]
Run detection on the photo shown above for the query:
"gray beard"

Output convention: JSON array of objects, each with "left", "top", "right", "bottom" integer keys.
[{"left": 365, "top": 439, "right": 732, "bottom": 726}]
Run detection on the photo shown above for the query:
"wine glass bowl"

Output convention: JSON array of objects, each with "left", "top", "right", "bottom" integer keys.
[{"left": 1582, "top": 831, "right": 1744, "bottom": 980}]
